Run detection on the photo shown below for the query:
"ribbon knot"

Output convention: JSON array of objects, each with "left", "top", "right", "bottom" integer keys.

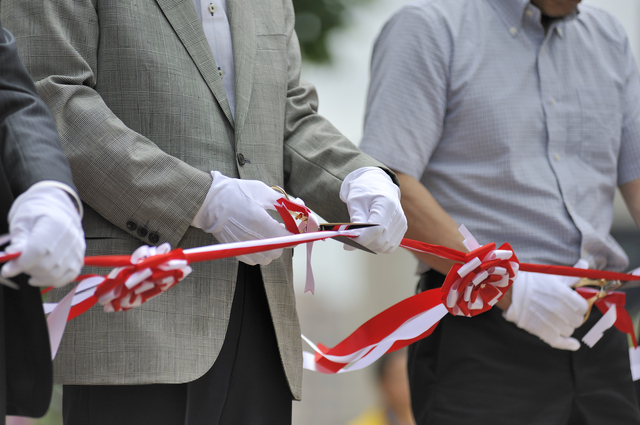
[
  {"left": 274, "top": 196, "right": 320, "bottom": 294},
  {"left": 94, "top": 243, "right": 192, "bottom": 312}
]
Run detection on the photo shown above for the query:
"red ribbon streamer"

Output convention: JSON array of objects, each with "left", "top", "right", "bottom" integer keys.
[{"left": 313, "top": 289, "right": 443, "bottom": 373}]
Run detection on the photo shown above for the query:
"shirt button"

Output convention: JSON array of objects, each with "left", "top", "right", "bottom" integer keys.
[
  {"left": 550, "top": 98, "right": 556, "bottom": 106},
  {"left": 126, "top": 221, "right": 138, "bottom": 231},
  {"left": 509, "top": 26, "right": 517, "bottom": 35},
  {"left": 208, "top": 3, "right": 216, "bottom": 14},
  {"left": 526, "top": 9, "right": 533, "bottom": 17},
  {"left": 137, "top": 227, "right": 148, "bottom": 237},
  {"left": 556, "top": 27, "right": 563, "bottom": 37},
  {"left": 554, "top": 154, "right": 560, "bottom": 161},
  {"left": 540, "top": 47, "right": 546, "bottom": 55}
]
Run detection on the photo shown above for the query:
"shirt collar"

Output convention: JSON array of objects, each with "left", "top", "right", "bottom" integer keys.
[
  {"left": 489, "top": 0, "right": 580, "bottom": 38},
  {"left": 489, "top": 0, "right": 530, "bottom": 35}
]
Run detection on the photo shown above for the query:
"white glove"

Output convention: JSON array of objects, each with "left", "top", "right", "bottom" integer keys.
[
  {"left": 339, "top": 167, "right": 407, "bottom": 253},
  {"left": 504, "top": 270, "right": 589, "bottom": 351},
  {"left": 2, "top": 182, "right": 85, "bottom": 287},
  {"left": 192, "top": 171, "right": 292, "bottom": 265}
]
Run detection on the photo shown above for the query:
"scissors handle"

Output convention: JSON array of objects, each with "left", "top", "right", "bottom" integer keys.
[
  {"left": 573, "top": 278, "right": 622, "bottom": 323},
  {"left": 582, "top": 292, "right": 605, "bottom": 324}
]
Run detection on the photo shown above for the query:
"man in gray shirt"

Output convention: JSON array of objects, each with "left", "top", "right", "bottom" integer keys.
[{"left": 361, "top": 0, "right": 640, "bottom": 423}]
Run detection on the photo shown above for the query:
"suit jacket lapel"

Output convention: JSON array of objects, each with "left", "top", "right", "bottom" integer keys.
[
  {"left": 155, "top": 0, "right": 235, "bottom": 127},
  {"left": 227, "top": 0, "right": 256, "bottom": 133}
]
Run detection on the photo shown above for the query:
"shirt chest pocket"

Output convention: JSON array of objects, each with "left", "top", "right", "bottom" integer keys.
[{"left": 574, "top": 88, "right": 623, "bottom": 174}]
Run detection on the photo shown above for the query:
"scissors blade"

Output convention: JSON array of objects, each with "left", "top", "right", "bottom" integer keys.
[
  {"left": 332, "top": 236, "right": 376, "bottom": 254},
  {"left": 318, "top": 223, "right": 379, "bottom": 231},
  {"left": 319, "top": 223, "right": 378, "bottom": 254},
  {"left": 0, "top": 276, "right": 19, "bottom": 290},
  {"left": 0, "top": 234, "right": 11, "bottom": 247},
  {"left": 575, "top": 278, "right": 628, "bottom": 295},
  {"left": 602, "top": 280, "right": 624, "bottom": 293}
]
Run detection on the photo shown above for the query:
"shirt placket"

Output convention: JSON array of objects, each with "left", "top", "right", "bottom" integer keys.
[
  {"left": 198, "top": 0, "right": 236, "bottom": 117},
  {"left": 538, "top": 23, "right": 600, "bottom": 266}
]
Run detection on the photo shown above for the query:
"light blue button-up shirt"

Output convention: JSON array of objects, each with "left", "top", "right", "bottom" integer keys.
[{"left": 361, "top": 0, "right": 640, "bottom": 272}]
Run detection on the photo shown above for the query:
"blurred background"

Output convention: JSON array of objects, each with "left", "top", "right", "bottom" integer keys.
[
  {"left": 293, "top": 1, "right": 640, "bottom": 424},
  {"left": 8, "top": 0, "right": 640, "bottom": 424}
]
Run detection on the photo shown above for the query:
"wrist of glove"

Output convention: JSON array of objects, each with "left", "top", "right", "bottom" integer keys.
[
  {"left": 503, "top": 270, "right": 589, "bottom": 351},
  {"left": 339, "top": 167, "right": 407, "bottom": 254},
  {"left": 192, "top": 171, "right": 292, "bottom": 266},
  {"left": 2, "top": 182, "right": 85, "bottom": 287}
]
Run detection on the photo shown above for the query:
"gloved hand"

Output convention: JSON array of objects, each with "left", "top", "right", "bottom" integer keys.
[
  {"left": 339, "top": 167, "right": 407, "bottom": 253},
  {"left": 503, "top": 270, "right": 589, "bottom": 350},
  {"left": 192, "top": 171, "right": 292, "bottom": 265},
  {"left": 2, "top": 182, "right": 85, "bottom": 287}
]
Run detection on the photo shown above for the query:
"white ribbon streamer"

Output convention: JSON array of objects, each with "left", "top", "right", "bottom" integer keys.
[
  {"left": 630, "top": 347, "right": 640, "bottom": 381},
  {"left": 582, "top": 304, "right": 617, "bottom": 348}
]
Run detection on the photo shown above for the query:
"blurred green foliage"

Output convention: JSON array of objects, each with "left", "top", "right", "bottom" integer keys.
[{"left": 292, "top": 0, "right": 373, "bottom": 64}]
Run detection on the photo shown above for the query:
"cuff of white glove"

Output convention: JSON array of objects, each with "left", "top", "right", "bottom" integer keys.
[
  {"left": 503, "top": 279, "right": 524, "bottom": 324},
  {"left": 339, "top": 167, "right": 396, "bottom": 203},
  {"left": 9, "top": 181, "right": 82, "bottom": 223},
  {"left": 23, "top": 181, "right": 83, "bottom": 219}
]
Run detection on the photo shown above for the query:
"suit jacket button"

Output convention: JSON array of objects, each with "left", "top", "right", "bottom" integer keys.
[
  {"left": 137, "top": 227, "right": 148, "bottom": 237},
  {"left": 148, "top": 232, "right": 160, "bottom": 244},
  {"left": 237, "top": 152, "right": 250, "bottom": 166},
  {"left": 126, "top": 221, "right": 137, "bottom": 231}
]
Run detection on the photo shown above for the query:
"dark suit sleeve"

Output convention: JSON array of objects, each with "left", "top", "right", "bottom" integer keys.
[
  {"left": 0, "top": 21, "right": 75, "bottom": 418},
  {"left": 0, "top": 19, "right": 76, "bottom": 198}
]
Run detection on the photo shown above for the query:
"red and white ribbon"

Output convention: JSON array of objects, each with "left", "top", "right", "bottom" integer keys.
[
  {"left": 3, "top": 222, "right": 640, "bottom": 373},
  {"left": 41, "top": 230, "right": 355, "bottom": 359},
  {"left": 301, "top": 226, "right": 640, "bottom": 374},
  {"left": 302, "top": 226, "right": 519, "bottom": 373}
]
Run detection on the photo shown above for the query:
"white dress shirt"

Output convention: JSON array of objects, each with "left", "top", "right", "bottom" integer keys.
[{"left": 193, "top": 0, "right": 236, "bottom": 118}]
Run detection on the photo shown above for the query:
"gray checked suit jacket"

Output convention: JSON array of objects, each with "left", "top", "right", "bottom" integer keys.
[{"left": 1, "top": 0, "right": 391, "bottom": 399}]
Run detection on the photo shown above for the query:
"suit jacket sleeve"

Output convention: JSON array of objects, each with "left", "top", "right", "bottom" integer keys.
[
  {"left": 1, "top": 1, "right": 212, "bottom": 247},
  {"left": 280, "top": 0, "right": 397, "bottom": 223},
  {"left": 0, "top": 20, "right": 76, "bottom": 198}
]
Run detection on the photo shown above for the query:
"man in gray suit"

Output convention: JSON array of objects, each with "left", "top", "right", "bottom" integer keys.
[
  {"left": 1, "top": 1, "right": 407, "bottom": 424},
  {"left": 0, "top": 20, "right": 85, "bottom": 419}
]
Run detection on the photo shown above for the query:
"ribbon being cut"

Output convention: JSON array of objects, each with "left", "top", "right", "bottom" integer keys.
[{"left": 0, "top": 194, "right": 639, "bottom": 375}]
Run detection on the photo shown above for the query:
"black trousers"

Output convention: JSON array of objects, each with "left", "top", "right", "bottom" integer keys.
[
  {"left": 409, "top": 270, "right": 640, "bottom": 425},
  {"left": 1, "top": 277, "right": 53, "bottom": 419},
  {"left": 63, "top": 263, "right": 293, "bottom": 425}
]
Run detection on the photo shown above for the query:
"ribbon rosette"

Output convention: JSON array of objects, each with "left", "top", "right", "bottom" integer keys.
[
  {"left": 442, "top": 242, "right": 518, "bottom": 317},
  {"left": 94, "top": 243, "right": 192, "bottom": 312}
]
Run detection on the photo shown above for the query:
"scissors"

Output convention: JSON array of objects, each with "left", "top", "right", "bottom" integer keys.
[
  {"left": 573, "top": 278, "right": 624, "bottom": 323},
  {"left": 271, "top": 186, "right": 378, "bottom": 254}
]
